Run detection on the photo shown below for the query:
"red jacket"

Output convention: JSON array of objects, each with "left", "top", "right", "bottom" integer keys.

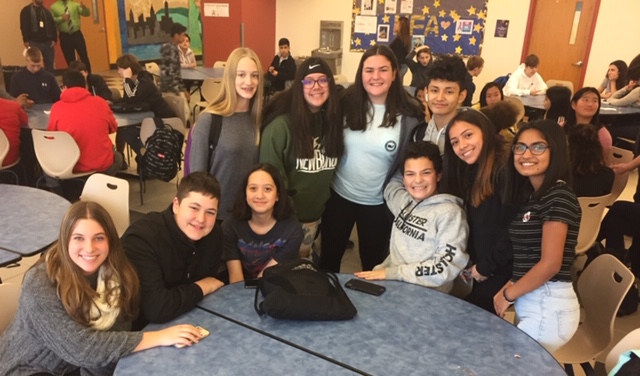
[
  {"left": 0, "top": 99, "right": 28, "bottom": 167},
  {"left": 47, "top": 87, "right": 117, "bottom": 172}
]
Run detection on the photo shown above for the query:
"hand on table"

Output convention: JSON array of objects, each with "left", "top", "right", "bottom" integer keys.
[
  {"left": 157, "top": 324, "right": 203, "bottom": 348},
  {"left": 354, "top": 269, "right": 386, "bottom": 280},
  {"left": 530, "top": 88, "right": 542, "bottom": 96},
  {"left": 16, "top": 93, "right": 34, "bottom": 108}
]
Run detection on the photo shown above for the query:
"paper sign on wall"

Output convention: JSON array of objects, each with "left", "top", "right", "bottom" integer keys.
[{"left": 204, "top": 3, "right": 229, "bottom": 17}]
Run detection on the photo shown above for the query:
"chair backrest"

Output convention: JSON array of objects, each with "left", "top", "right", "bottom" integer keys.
[
  {"left": 140, "top": 117, "right": 157, "bottom": 145},
  {"left": 213, "top": 61, "right": 226, "bottom": 69},
  {"left": 606, "top": 146, "right": 634, "bottom": 206},
  {"left": 109, "top": 87, "right": 122, "bottom": 101},
  {"left": 145, "top": 62, "right": 160, "bottom": 76},
  {"left": 576, "top": 194, "right": 610, "bottom": 254},
  {"left": 81, "top": 173, "right": 130, "bottom": 236},
  {"left": 0, "top": 283, "right": 21, "bottom": 335},
  {"left": 503, "top": 96, "right": 526, "bottom": 124},
  {"left": 200, "top": 78, "right": 223, "bottom": 104},
  {"left": 546, "top": 79, "right": 574, "bottom": 94},
  {"left": 578, "top": 254, "right": 634, "bottom": 355},
  {"left": 0, "top": 129, "right": 10, "bottom": 164},
  {"left": 31, "top": 130, "right": 81, "bottom": 179},
  {"left": 162, "top": 93, "right": 190, "bottom": 127},
  {"left": 605, "top": 328, "right": 640, "bottom": 373},
  {"left": 334, "top": 74, "right": 348, "bottom": 85},
  {"left": 163, "top": 117, "right": 186, "bottom": 136}
]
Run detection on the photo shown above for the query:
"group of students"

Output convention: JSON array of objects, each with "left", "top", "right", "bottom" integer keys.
[{"left": 0, "top": 41, "right": 599, "bottom": 375}]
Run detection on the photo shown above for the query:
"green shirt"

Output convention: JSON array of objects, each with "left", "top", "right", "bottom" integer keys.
[
  {"left": 260, "top": 113, "right": 339, "bottom": 223},
  {"left": 50, "top": 0, "right": 90, "bottom": 33}
]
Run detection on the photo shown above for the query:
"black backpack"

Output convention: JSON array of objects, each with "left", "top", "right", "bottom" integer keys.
[
  {"left": 493, "top": 73, "right": 511, "bottom": 89},
  {"left": 254, "top": 259, "right": 358, "bottom": 321},
  {"left": 140, "top": 118, "right": 184, "bottom": 182}
]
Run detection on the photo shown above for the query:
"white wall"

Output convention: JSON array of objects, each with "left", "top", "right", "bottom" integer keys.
[{"left": 2, "top": 1, "right": 32, "bottom": 67}]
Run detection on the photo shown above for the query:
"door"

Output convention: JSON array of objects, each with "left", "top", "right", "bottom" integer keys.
[
  {"left": 82, "top": 0, "right": 111, "bottom": 72},
  {"left": 200, "top": 0, "right": 243, "bottom": 67},
  {"left": 523, "top": 0, "right": 600, "bottom": 90}
]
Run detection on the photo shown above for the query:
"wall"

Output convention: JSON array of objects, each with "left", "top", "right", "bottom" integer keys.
[{"left": 2, "top": 1, "right": 34, "bottom": 66}]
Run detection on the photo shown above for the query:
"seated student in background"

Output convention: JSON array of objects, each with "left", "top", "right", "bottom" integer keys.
[
  {"left": 480, "top": 100, "right": 520, "bottom": 150},
  {"left": 122, "top": 172, "right": 225, "bottom": 329},
  {"left": 9, "top": 47, "right": 61, "bottom": 103},
  {"left": 179, "top": 33, "right": 197, "bottom": 69},
  {"left": 567, "top": 124, "right": 614, "bottom": 197},
  {"left": 355, "top": 141, "right": 469, "bottom": 292},
  {"left": 543, "top": 86, "right": 571, "bottom": 125},
  {"left": 0, "top": 98, "right": 28, "bottom": 170},
  {"left": 598, "top": 201, "right": 640, "bottom": 275},
  {"left": 565, "top": 87, "right": 612, "bottom": 163},
  {"left": 69, "top": 60, "right": 113, "bottom": 101},
  {"left": 598, "top": 60, "right": 627, "bottom": 99},
  {"left": 47, "top": 70, "right": 122, "bottom": 177},
  {"left": 0, "top": 202, "right": 205, "bottom": 375},
  {"left": 160, "top": 23, "right": 189, "bottom": 102},
  {"left": 414, "top": 54, "right": 467, "bottom": 154},
  {"left": 503, "top": 54, "right": 547, "bottom": 97},
  {"left": 113, "top": 53, "right": 175, "bottom": 160},
  {"left": 463, "top": 56, "right": 484, "bottom": 106},
  {"left": 478, "top": 82, "right": 504, "bottom": 108},
  {"left": 223, "top": 164, "right": 303, "bottom": 283},
  {"left": 496, "top": 120, "right": 580, "bottom": 353},
  {"left": 607, "top": 79, "right": 640, "bottom": 107},
  {"left": 405, "top": 45, "right": 433, "bottom": 88},
  {"left": 414, "top": 82, "right": 431, "bottom": 123},
  {"left": 265, "top": 38, "right": 296, "bottom": 93}
]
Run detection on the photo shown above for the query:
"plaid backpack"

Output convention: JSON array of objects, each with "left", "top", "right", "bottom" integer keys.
[{"left": 140, "top": 118, "right": 184, "bottom": 182}]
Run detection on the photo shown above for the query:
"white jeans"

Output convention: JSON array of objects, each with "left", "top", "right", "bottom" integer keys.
[{"left": 514, "top": 281, "right": 580, "bottom": 353}]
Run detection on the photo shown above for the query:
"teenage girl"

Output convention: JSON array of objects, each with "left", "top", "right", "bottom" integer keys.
[
  {"left": 543, "top": 86, "right": 571, "bottom": 125},
  {"left": 260, "top": 57, "right": 343, "bottom": 258},
  {"left": 188, "top": 47, "right": 264, "bottom": 222},
  {"left": 223, "top": 164, "right": 303, "bottom": 282},
  {"left": 0, "top": 202, "right": 205, "bottom": 375},
  {"left": 565, "top": 87, "right": 612, "bottom": 163},
  {"left": 389, "top": 16, "right": 411, "bottom": 79},
  {"left": 320, "top": 44, "right": 423, "bottom": 272},
  {"left": 479, "top": 82, "right": 504, "bottom": 108},
  {"left": 598, "top": 60, "right": 628, "bottom": 99},
  {"left": 496, "top": 120, "right": 580, "bottom": 353},
  {"left": 443, "top": 108, "right": 515, "bottom": 314}
]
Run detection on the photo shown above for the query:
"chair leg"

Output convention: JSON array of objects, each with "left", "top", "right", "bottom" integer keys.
[
  {"left": 563, "top": 364, "right": 575, "bottom": 376},
  {"left": 579, "top": 362, "right": 596, "bottom": 376}
]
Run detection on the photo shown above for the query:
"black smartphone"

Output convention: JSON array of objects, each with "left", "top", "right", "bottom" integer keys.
[
  {"left": 345, "top": 278, "right": 386, "bottom": 296},
  {"left": 244, "top": 279, "right": 259, "bottom": 289}
]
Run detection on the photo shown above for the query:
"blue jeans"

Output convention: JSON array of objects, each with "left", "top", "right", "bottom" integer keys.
[{"left": 514, "top": 281, "right": 579, "bottom": 353}]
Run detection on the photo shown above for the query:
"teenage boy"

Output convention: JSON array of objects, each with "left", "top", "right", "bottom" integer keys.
[
  {"left": 503, "top": 54, "right": 548, "bottom": 96},
  {"left": 415, "top": 54, "right": 467, "bottom": 154},
  {"left": 9, "top": 47, "right": 61, "bottom": 104},
  {"left": 266, "top": 38, "right": 297, "bottom": 92},
  {"left": 463, "top": 56, "right": 484, "bottom": 106},
  {"left": 122, "top": 172, "right": 225, "bottom": 329},
  {"left": 355, "top": 141, "right": 469, "bottom": 293},
  {"left": 405, "top": 45, "right": 433, "bottom": 88},
  {"left": 159, "top": 23, "right": 189, "bottom": 101}
]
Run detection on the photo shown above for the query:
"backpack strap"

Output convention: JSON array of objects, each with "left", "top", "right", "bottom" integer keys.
[
  {"left": 152, "top": 117, "right": 164, "bottom": 130},
  {"left": 207, "top": 114, "right": 223, "bottom": 170}
]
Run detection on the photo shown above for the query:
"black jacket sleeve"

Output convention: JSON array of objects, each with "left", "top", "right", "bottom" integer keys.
[
  {"left": 89, "top": 74, "right": 113, "bottom": 101},
  {"left": 279, "top": 57, "right": 297, "bottom": 82}
]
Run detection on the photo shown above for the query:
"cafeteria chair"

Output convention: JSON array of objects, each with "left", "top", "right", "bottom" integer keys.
[
  {"left": 546, "top": 79, "right": 574, "bottom": 95},
  {"left": 213, "top": 61, "right": 226, "bottom": 69},
  {"left": 162, "top": 92, "right": 191, "bottom": 128},
  {"left": 192, "top": 78, "right": 222, "bottom": 119},
  {"left": 81, "top": 173, "right": 130, "bottom": 236},
  {"left": 109, "top": 87, "right": 122, "bottom": 101},
  {"left": 605, "top": 328, "right": 640, "bottom": 373},
  {"left": 0, "top": 129, "right": 21, "bottom": 184},
  {"left": 605, "top": 147, "right": 634, "bottom": 207},
  {"left": 145, "top": 62, "right": 161, "bottom": 86},
  {"left": 0, "top": 282, "right": 21, "bottom": 335},
  {"left": 31, "top": 130, "right": 97, "bottom": 189},
  {"left": 555, "top": 254, "right": 635, "bottom": 376},
  {"left": 571, "top": 194, "right": 611, "bottom": 284}
]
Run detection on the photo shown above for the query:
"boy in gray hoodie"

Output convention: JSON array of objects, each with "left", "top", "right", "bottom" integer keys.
[{"left": 355, "top": 141, "right": 469, "bottom": 293}]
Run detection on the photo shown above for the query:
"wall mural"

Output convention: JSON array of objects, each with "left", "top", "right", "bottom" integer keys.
[{"left": 118, "top": 0, "right": 202, "bottom": 61}]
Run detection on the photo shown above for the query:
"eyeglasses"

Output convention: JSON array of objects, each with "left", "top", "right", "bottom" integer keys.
[
  {"left": 512, "top": 142, "right": 549, "bottom": 155},
  {"left": 301, "top": 77, "right": 329, "bottom": 88}
]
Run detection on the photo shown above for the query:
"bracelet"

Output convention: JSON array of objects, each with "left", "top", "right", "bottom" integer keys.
[{"left": 503, "top": 288, "right": 516, "bottom": 304}]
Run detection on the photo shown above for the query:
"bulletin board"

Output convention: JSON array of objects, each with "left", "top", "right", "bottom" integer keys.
[{"left": 350, "top": 0, "right": 488, "bottom": 56}]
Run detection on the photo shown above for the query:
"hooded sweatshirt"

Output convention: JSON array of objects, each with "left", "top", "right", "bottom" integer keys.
[
  {"left": 47, "top": 87, "right": 117, "bottom": 172},
  {"left": 503, "top": 63, "right": 548, "bottom": 97},
  {"left": 377, "top": 173, "right": 470, "bottom": 293}
]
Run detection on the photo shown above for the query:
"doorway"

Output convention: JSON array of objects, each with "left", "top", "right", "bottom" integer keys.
[{"left": 83, "top": 0, "right": 111, "bottom": 72}]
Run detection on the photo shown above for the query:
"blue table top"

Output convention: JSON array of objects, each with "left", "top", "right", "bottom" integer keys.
[
  {"left": 114, "top": 307, "right": 359, "bottom": 376},
  {"left": 197, "top": 275, "right": 566, "bottom": 376},
  {"left": 0, "top": 184, "right": 70, "bottom": 256},
  {"left": 0, "top": 248, "right": 21, "bottom": 267},
  {"left": 26, "top": 103, "right": 154, "bottom": 130},
  {"left": 515, "top": 95, "right": 640, "bottom": 115}
]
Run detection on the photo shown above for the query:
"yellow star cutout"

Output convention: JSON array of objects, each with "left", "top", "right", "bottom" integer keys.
[
  {"left": 467, "top": 6, "right": 477, "bottom": 16},
  {"left": 477, "top": 10, "right": 486, "bottom": 20},
  {"left": 439, "top": 10, "right": 446, "bottom": 18},
  {"left": 422, "top": 5, "right": 430, "bottom": 15},
  {"left": 355, "top": 37, "right": 362, "bottom": 46},
  {"left": 370, "top": 39, "right": 377, "bottom": 46},
  {"left": 450, "top": 10, "right": 461, "bottom": 22},
  {"left": 453, "top": 33, "right": 461, "bottom": 42},
  {"left": 474, "top": 23, "right": 483, "bottom": 33},
  {"left": 383, "top": 14, "right": 390, "bottom": 23},
  {"left": 433, "top": 0, "right": 440, "bottom": 8},
  {"left": 379, "top": 0, "right": 384, "bottom": 3},
  {"left": 354, "top": 7, "right": 360, "bottom": 15},
  {"left": 441, "top": 34, "right": 448, "bottom": 42},
  {"left": 469, "top": 36, "right": 477, "bottom": 46},
  {"left": 455, "top": 46, "right": 462, "bottom": 54}
]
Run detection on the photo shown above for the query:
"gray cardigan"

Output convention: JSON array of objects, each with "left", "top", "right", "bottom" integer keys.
[{"left": 0, "top": 263, "right": 142, "bottom": 376}]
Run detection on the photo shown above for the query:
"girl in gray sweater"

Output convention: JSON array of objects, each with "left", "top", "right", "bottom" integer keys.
[{"left": 0, "top": 202, "right": 205, "bottom": 376}]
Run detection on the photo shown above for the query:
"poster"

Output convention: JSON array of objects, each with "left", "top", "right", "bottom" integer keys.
[
  {"left": 360, "top": 0, "right": 377, "bottom": 16},
  {"left": 384, "top": 0, "right": 397, "bottom": 13},
  {"left": 378, "top": 25, "right": 390, "bottom": 42},
  {"left": 495, "top": 20, "right": 509, "bottom": 38},
  {"left": 354, "top": 15, "right": 378, "bottom": 34},
  {"left": 400, "top": 0, "right": 413, "bottom": 14},
  {"left": 411, "top": 35, "right": 424, "bottom": 49},
  {"left": 204, "top": 3, "right": 229, "bottom": 17},
  {"left": 455, "top": 19, "right": 474, "bottom": 35}
]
